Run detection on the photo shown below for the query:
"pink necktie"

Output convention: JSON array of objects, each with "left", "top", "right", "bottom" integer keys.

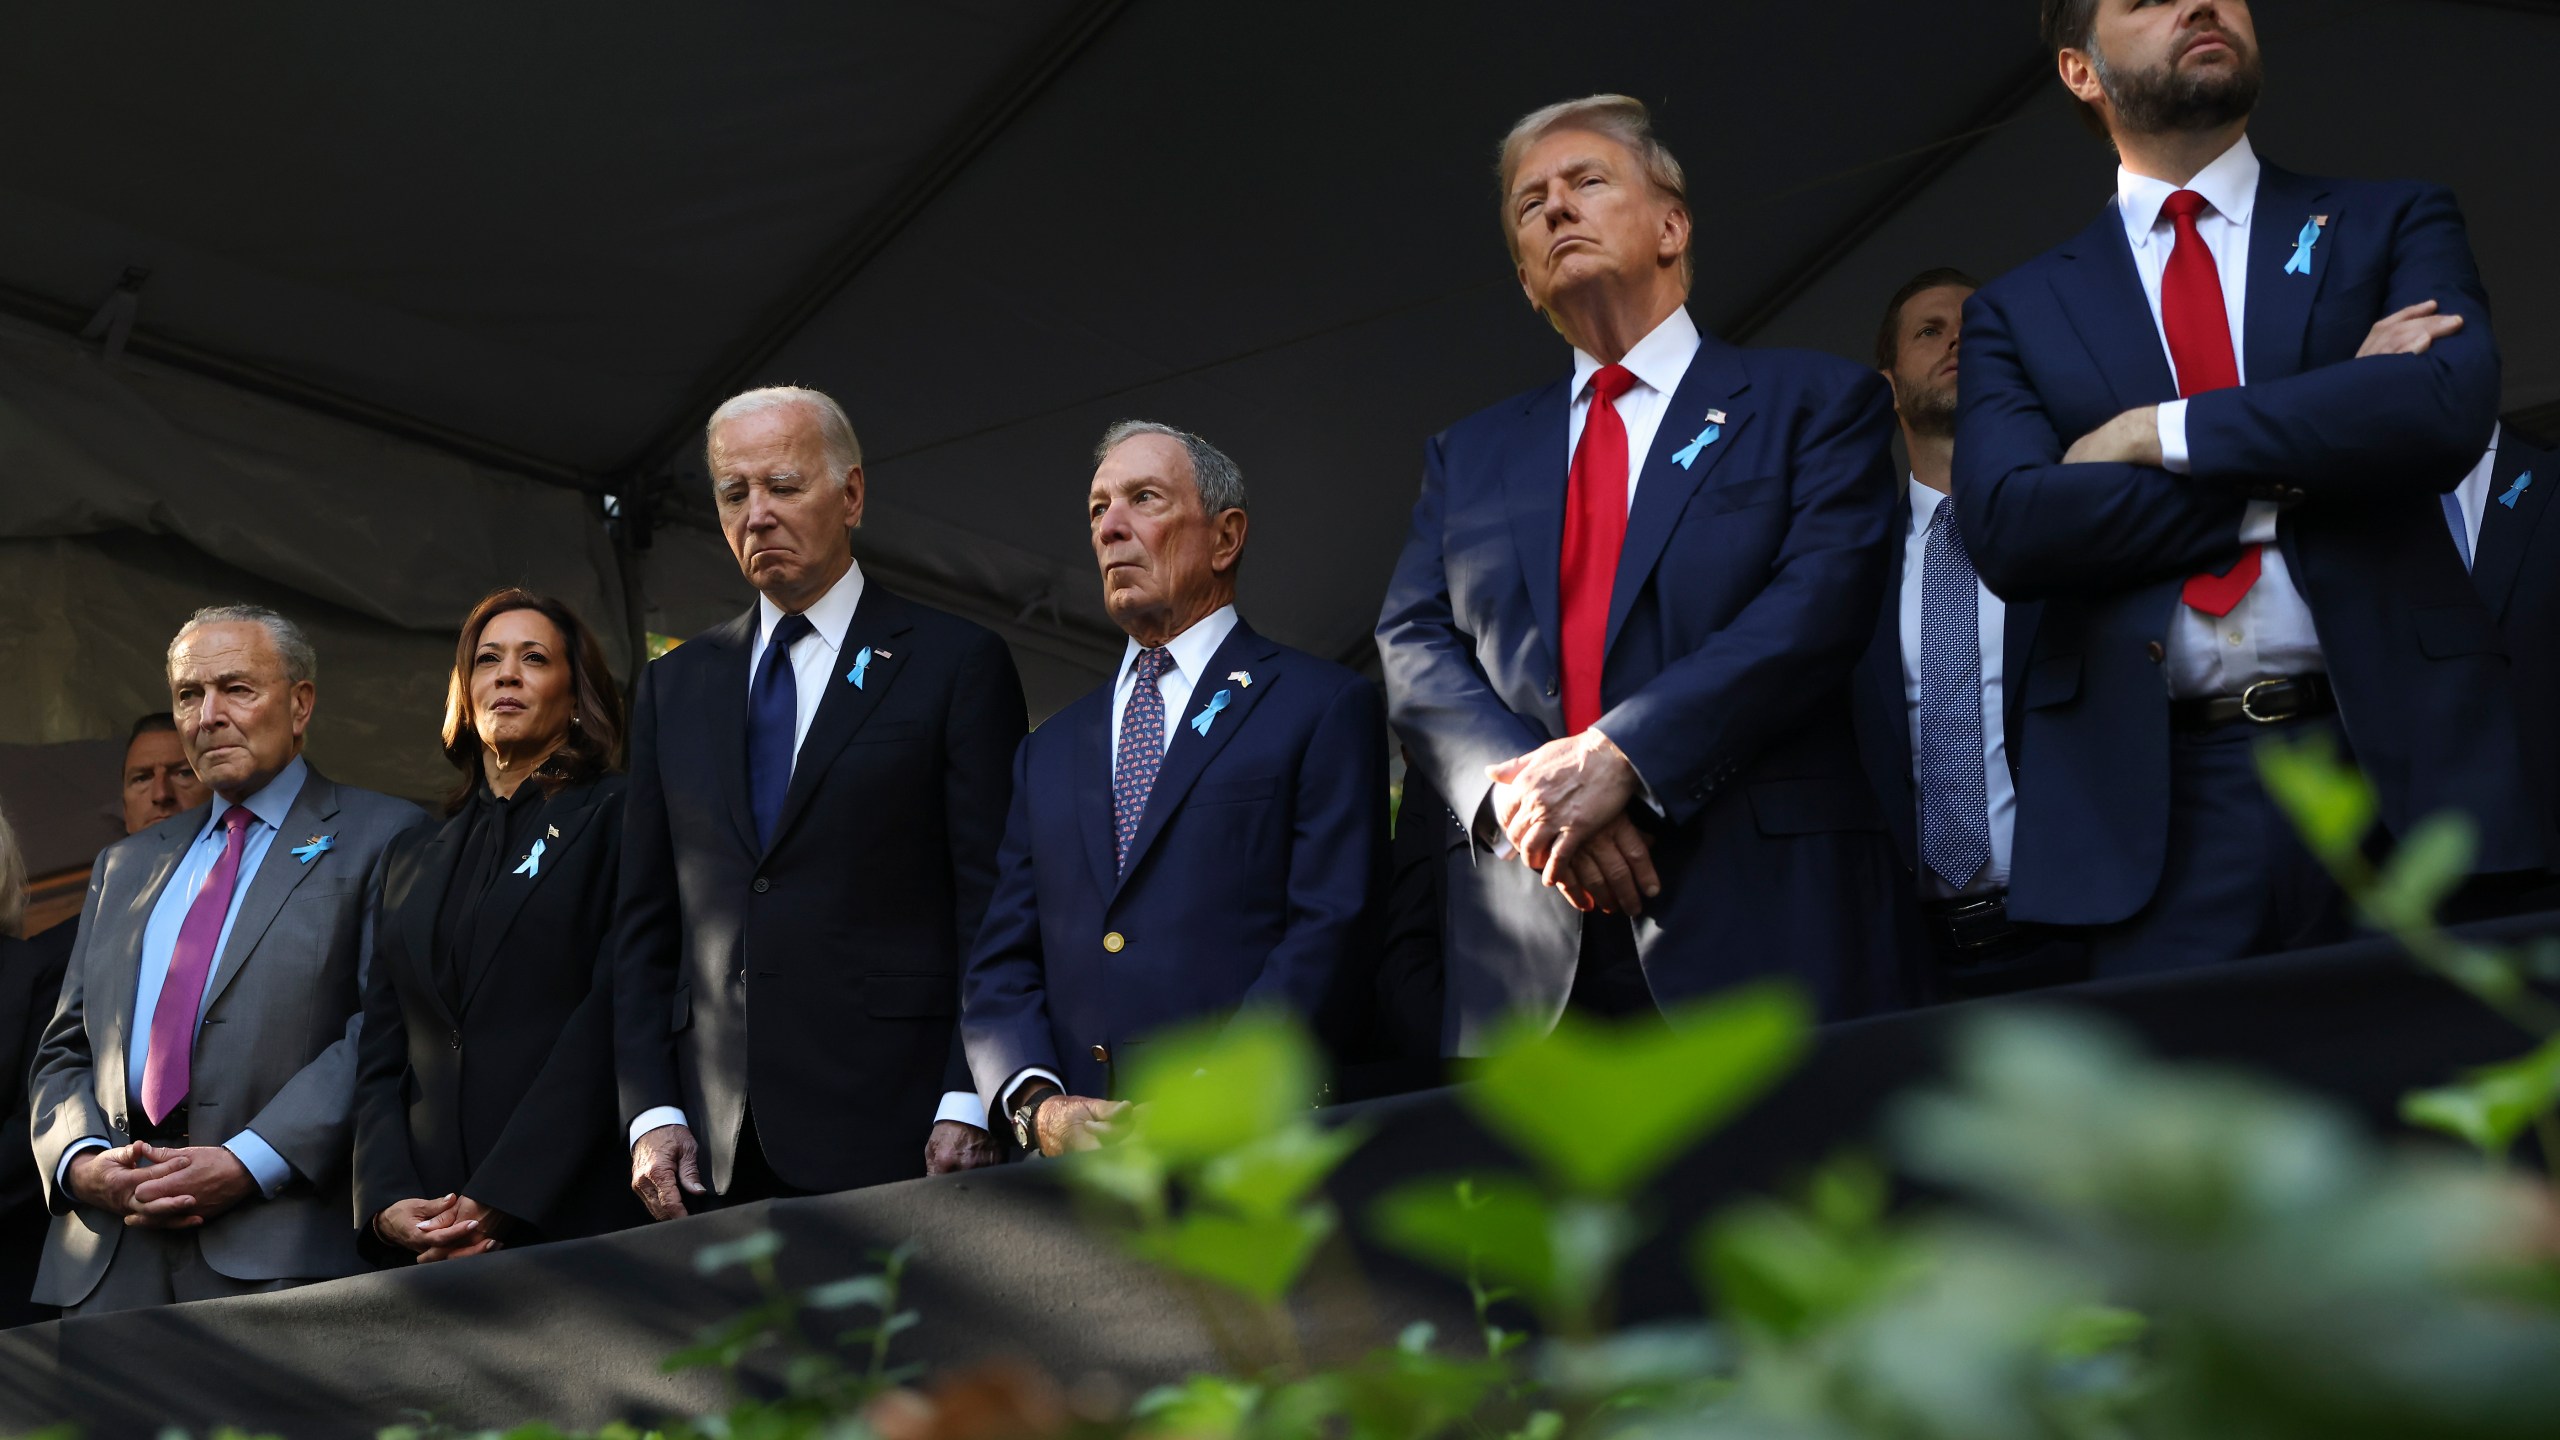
[{"left": 140, "top": 806, "right": 253, "bottom": 1125}]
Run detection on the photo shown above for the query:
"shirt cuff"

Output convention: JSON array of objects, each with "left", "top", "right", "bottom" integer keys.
[
  {"left": 2238, "top": 499, "right": 2280, "bottom": 545},
  {"left": 1001, "top": 1067, "right": 1067, "bottom": 1117},
  {"left": 56, "top": 1138, "right": 109, "bottom": 1193},
  {"left": 2156, "top": 399, "right": 2191, "bottom": 474},
  {"left": 933, "top": 1091, "right": 987, "bottom": 1128},
  {"left": 629, "top": 1106, "right": 689, "bottom": 1152},
  {"left": 224, "top": 1130, "right": 293, "bottom": 1199}
]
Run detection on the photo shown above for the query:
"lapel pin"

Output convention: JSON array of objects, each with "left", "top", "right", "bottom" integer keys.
[
  {"left": 2283, "top": 215, "right": 2324, "bottom": 276},
  {"left": 546, "top": 823, "right": 560, "bottom": 839},
  {"left": 2500, "top": 471, "right": 2535, "bottom": 511},
  {"left": 846, "top": 645, "right": 874, "bottom": 689},
  {"left": 1190, "top": 688, "right": 1233, "bottom": 736},
  {"left": 1227, "top": 670, "right": 1253, "bottom": 688},
  {"left": 290, "top": 834, "right": 334, "bottom": 865},
  {"left": 513, "top": 837, "right": 547, "bottom": 878},
  {"left": 1673, "top": 413, "right": 1725, "bottom": 470}
]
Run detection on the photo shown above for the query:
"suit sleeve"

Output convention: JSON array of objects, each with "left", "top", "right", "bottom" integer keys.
[
  {"left": 351, "top": 840, "right": 426, "bottom": 1244},
  {"left": 959, "top": 738, "right": 1058, "bottom": 1120},
  {"left": 613, "top": 661, "right": 686, "bottom": 1130},
  {"left": 2184, "top": 184, "right": 2500, "bottom": 497},
  {"left": 1598, "top": 370, "right": 1900, "bottom": 828},
  {"left": 0, "top": 937, "right": 69, "bottom": 1217},
  {"left": 1952, "top": 286, "right": 2251, "bottom": 601},
  {"left": 241, "top": 800, "right": 429, "bottom": 1185},
  {"left": 467, "top": 789, "right": 626, "bottom": 1234},
  {"left": 30, "top": 870, "right": 109, "bottom": 1213},
  {"left": 1239, "top": 676, "right": 1388, "bottom": 1056},
  {"left": 1375, "top": 431, "right": 1552, "bottom": 842},
  {"left": 940, "top": 628, "right": 1028, "bottom": 1107}
]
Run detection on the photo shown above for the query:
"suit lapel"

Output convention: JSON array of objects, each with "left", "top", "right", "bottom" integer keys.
[
  {"left": 2051, "top": 204, "right": 2179, "bottom": 411},
  {"left": 700, "top": 609, "right": 762, "bottom": 856},
  {"left": 2001, "top": 597, "right": 2042, "bottom": 760},
  {"left": 1503, "top": 380, "right": 1572, "bottom": 676},
  {"left": 1113, "top": 623, "right": 1282, "bottom": 898},
  {"left": 766, "top": 584, "right": 918, "bottom": 855},
  {"left": 1607, "top": 333, "right": 1753, "bottom": 654},
  {"left": 2473, "top": 441, "right": 2553, "bottom": 622},
  {"left": 98, "top": 815, "right": 200, "bottom": 1108},
  {"left": 1854, "top": 491, "right": 1916, "bottom": 870},
  {"left": 1074, "top": 690, "right": 1118, "bottom": 896},
  {"left": 2242, "top": 164, "right": 2332, "bottom": 386},
  {"left": 395, "top": 812, "right": 467, "bottom": 1027},
  {"left": 458, "top": 783, "right": 606, "bottom": 1012},
  {"left": 203, "top": 770, "right": 341, "bottom": 1014}
]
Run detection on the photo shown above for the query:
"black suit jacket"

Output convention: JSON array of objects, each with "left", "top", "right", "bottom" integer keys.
[
  {"left": 0, "top": 926, "right": 70, "bottom": 1324},
  {"left": 614, "top": 583, "right": 1025, "bottom": 1195},
  {"left": 354, "top": 775, "right": 642, "bottom": 1251},
  {"left": 2470, "top": 433, "right": 2560, "bottom": 832}
]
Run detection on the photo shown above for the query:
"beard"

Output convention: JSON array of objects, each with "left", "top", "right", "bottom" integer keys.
[
  {"left": 2097, "top": 31, "right": 2263, "bottom": 135},
  {"left": 1896, "top": 376, "right": 1958, "bottom": 439}
]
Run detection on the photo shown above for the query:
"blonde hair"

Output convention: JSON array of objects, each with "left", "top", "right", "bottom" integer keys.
[
  {"left": 0, "top": 804, "right": 25, "bottom": 940},
  {"left": 1495, "top": 94, "right": 1693, "bottom": 287}
]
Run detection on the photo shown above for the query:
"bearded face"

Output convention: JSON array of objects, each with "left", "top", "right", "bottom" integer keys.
[{"left": 2093, "top": 10, "right": 2264, "bottom": 135}]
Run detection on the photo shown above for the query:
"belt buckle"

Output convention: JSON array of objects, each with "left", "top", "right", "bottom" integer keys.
[{"left": 2238, "top": 678, "right": 2293, "bottom": 724}]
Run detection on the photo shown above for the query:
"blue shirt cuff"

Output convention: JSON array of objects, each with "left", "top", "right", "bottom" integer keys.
[
  {"left": 56, "top": 1138, "right": 109, "bottom": 1193},
  {"left": 224, "top": 1130, "right": 294, "bottom": 1199}
]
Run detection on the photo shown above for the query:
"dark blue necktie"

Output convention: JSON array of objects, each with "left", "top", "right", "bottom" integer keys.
[
  {"left": 748, "top": 612, "right": 814, "bottom": 849},
  {"left": 1113, "top": 647, "right": 1176, "bottom": 873},
  {"left": 1918, "top": 501, "right": 1992, "bottom": 893}
]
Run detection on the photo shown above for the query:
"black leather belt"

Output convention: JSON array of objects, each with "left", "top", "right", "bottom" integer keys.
[
  {"left": 1920, "top": 894, "right": 2041, "bottom": 959},
  {"left": 2170, "top": 674, "right": 2335, "bottom": 732}
]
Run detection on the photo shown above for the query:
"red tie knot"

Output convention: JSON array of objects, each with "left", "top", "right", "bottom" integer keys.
[
  {"left": 1588, "top": 364, "right": 1638, "bottom": 406},
  {"left": 2163, "top": 189, "right": 2211, "bottom": 228}
]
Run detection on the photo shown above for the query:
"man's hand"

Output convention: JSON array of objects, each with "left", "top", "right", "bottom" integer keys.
[
  {"left": 122, "top": 1144, "right": 256, "bottom": 1227},
  {"left": 2359, "top": 299, "right": 2464, "bottom": 358},
  {"left": 924, "top": 1120, "right": 1002, "bottom": 1176},
  {"left": 414, "top": 1194, "right": 508, "bottom": 1262},
  {"left": 65, "top": 1143, "right": 194, "bottom": 1224},
  {"left": 373, "top": 1194, "right": 457, "bottom": 1257},
  {"left": 1558, "top": 814, "right": 1660, "bottom": 916},
  {"left": 631, "top": 1123, "right": 705, "bottom": 1221},
  {"left": 1487, "top": 729, "right": 1642, "bottom": 878},
  {"left": 2062, "top": 406, "right": 2164, "bottom": 468},
  {"left": 1034, "top": 1096, "right": 1128, "bottom": 1157}
]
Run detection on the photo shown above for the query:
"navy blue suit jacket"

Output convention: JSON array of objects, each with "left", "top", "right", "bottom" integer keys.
[
  {"left": 961, "top": 619, "right": 1387, "bottom": 1114},
  {"left": 1850, "top": 487, "right": 2042, "bottom": 888},
  {"left": 2471, "top": 435, "right": 2560, "bottom": 830},
  {"left": 1377, "top": 319, "right": 1911, "bottom": 1043},
  {"left": 1955, "top": 161, "right": 2542, "bottom": 925}
]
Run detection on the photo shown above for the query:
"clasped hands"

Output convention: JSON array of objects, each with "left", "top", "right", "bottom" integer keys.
[
  {"left": 374, "top": 1192, "right": 508, "bottom": 1262},
  {"left": 2062, "top": 301, "right": 2463, "bottom": 466},
  {"left": 66, "top": 1142, "right": 256, "bottom": 1230},
  {"left": 1486, "top": 729, "right": 1660, "bottom": 916}
]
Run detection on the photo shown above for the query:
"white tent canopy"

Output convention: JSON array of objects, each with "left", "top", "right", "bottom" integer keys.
[{"left": 3, "top": 0, "right": 2553, "bottom": 853}]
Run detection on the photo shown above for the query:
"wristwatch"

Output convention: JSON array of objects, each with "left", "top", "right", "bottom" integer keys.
[{"left": 1009, "top": 1082, "right": 1062, "bottom": 1153}]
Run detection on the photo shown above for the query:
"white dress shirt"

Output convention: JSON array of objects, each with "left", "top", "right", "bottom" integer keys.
[
  {"left": 1900, "top": 482, "right": 2015, "bottom": 898},
  {"left": 2448, "top": 425, "right": 2503, "bottom": 568},
  {"left": 1567, "top": 305, "right": 1704, "bottom": 507},
  {"left": 2117, "top": 135, "right": 2326, "bottom": 699},
  {"left": 630, "top": 559, "right": 984, "bottom": 1147}
]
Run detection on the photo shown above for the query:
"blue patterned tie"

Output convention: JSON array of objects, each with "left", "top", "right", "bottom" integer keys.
[
  {"left": 1113, "top": 647, "right": 1176, "bottom": 873},
  {"left": 748, "top": 612, "right": 813, "bottom": 849},
  {"left": 1918, "top": 502, "right": 1991, "bottom": 893}
]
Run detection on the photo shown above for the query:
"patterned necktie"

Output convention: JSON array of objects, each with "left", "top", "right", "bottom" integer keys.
[
  {"left": 1560, "top": 363, "right": 1639, "bottom": 735},
  {"left": 2161, "top": 189, "right": 2259, "bottom": 617},
  {"left": 1918, "top": 502, "right": 1992, "bottom": 894},
  {"left": 1113, "top": 646, "right": 1177, "bottom": 873},
  {"left": 747, "top": 612, "right": 813, "bottom": 849},
  {"left": 139, "top": 805, "right": 254, "bottom": 1125}
]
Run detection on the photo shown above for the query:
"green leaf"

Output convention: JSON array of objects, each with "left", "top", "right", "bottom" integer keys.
[
  {"left": 2365, "top": 812, "right": 2477, "bottom": 932},
  {"left": 691, "top": 1230, "right": 782, "bottom": 1274},
  {"left": 1122, "top": 1011, "right": 1323, "bottom": 1166},
  {"left": 2048, "top": 1303, "right": 2148, "bottom": 1361},
  {"left": 1465, "top": 982, "right": 1809, "bottom": 1196},
  {"left": 804, "top": 1275, "right": 892, "bottom": 1311},
  {"left": 2401, "top": 1035, "right": 2560, "bottom": 1161},
  {"left": 1371, "top": 1176, "right": 1636, "bottom": 1325},
  {"left": 1128, "top": 1204, "right": 1336, "bottom": 1304},
  {"left": 1194, "top": 1119, "right": 1369, "bottom": 1219},
  {"left": 2256, "top": 734, "right": 2376, "bottom": 868},
  {"left": 1131, "top": 1375, "right": 1261, "bottom": 1440}
]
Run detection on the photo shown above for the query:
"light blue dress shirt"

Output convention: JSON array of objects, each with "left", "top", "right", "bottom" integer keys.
[{"left": 60, "top": 756, "right": 308, "bottom": 1199}]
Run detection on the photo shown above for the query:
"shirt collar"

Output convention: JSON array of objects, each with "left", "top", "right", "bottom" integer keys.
[
  {"left": 2118, "top": 133, "right": 2260, "bottom": 249},
  {"left": 758, "top": 558, "right": 865, "bottom": 657},
  {"left": 208, "top": 754, "right": 308, "bottom": 837},
  {"left": 1907, "top": 476, "right": 1949, "bottom": 532},
  {"left": 1571, "top": 306, "right": 1701, "bottom": 405},
  {"left": 1118, "top": 604, "right": 1240, "bottom": 690}
]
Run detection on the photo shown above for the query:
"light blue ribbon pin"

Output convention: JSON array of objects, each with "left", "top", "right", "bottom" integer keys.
[
  {"left": 2501, "top": 471, "right": 2535, "bottom": 511},
  {"left": 289, "top": 834, "right": 333, "bottom": 865},
  {"left": 1672, "top": 424, "right": 1722, "bottom": 470},
  {"left": 2283, "top": 217, "right": 2322, "bottom": 276},
  {"left": 512, "top": 837, "right": 546, "bottom": 878},
  {"left": 1190, "top": 688, "right": 1232, "bottom": 736},
  {"left": 846, "top": 645, "right": 874, "bottom": 689}
]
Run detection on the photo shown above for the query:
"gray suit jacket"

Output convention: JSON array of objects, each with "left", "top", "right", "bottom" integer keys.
[{"left": 29, "top": 765, "right": 424, "bottom": 1306}]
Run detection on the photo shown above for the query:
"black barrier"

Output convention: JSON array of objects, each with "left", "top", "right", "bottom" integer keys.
[{"left": 0, "top": 913, "right": 2549, "bottom": 1439}]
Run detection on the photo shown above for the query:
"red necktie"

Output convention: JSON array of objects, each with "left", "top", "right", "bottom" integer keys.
[
  {"left": 2161, "top": 189, "right": 2258, "bottom": 616},
  {"left": 1560, "top": 364, "right": 1638, "bottom": 735}
]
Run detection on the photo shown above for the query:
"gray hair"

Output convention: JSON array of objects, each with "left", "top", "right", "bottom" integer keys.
[
  {"left": 1495, "top": 94, "right": 1692, "bottom": 286},
  {"left": 1095, "top": 420, "right": 1249, "bottom": 516},
  {"left": 168, "top": 605, "right": 317, "bottom": 685},
  {"left": 704, "top": 386, "right": 864, "bottom": 485}
]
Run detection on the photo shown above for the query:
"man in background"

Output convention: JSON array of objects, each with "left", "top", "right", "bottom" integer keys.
[{"left": 121, "top": 712, "right": 209, "bottom": 837}]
